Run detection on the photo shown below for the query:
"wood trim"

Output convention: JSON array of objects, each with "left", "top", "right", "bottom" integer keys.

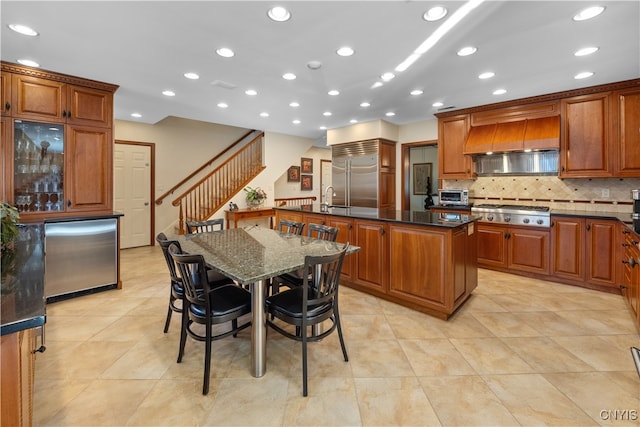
[
  {"left": 1, "top": 61, "right": 119, "bottom": 92},
  {"left": 115, "top": 139, "right": 156, "bottom": 246},
  {"left": 400, "top": 140, "right": 437, "bottom": 211},
  {"left": 436, "top": 78, "right": 640, "bottom": 119}
]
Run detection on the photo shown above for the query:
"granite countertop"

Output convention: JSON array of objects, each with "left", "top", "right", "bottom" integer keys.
[
  {"left": 275, "top": 204, "right": 480, "bottom": 228},
  {"left": 551, "top": 209, "right": 635, "bottom": 232},
  {"left": 1, "top": 224, "right": 46, "bottom": 336}
]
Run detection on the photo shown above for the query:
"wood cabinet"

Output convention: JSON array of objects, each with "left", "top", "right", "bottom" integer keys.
[
  {"left": 477, "top": 223, "right": 549, "bottom": 275},
  {"left": 353, "top": 219, "right": 389, "bottom": 292},
  {"left": 1, "top": 328, "right": 36, "bottom": 427},
  {"left": 613, "top": 88, "right": 640, "bottom": 176},
  {"left": 619, "top": 226, "right": 640, "bottom": 327},
  {"left": 327, "top": 216, "right": 355, "bottom": 281},
  {"left": 560, "top": 93, "right": 612, "bottom": 177},
  {"left": 1, "top": 71, "right": 10, "bottom": 115},
  {"left": 2, "top": 62, "right": 118, "bottom": 219},
  {"left": 378, "top": 140, "right": 396, "bottom": 209},
  {"left": 551, "top": 216, "right": 617, "bottom": 290},
  {"left": 438, "top": 114, "right": 472, "bottom": 179},
  {"left": 274, "top": 210, "right": 304, "bottom": 227}
]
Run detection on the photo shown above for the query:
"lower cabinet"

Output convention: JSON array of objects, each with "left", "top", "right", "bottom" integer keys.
[
  {"left": 551, "top": 216, "right": 617, "bottom": 290},
  {"left": 353, "top": 220, "right": 389, "bottom": 292},
  {"left": 619, "top": 226, "right": 640, "bottom": 326},
  {"left": 477, "top": 223, "right": 549, "bottom": 275},
  {"left": 1, "top": 328, "right": 36, "bottom": 427},
  {"left": 327, "top": 216, "right": 355, "bottom": 281}
]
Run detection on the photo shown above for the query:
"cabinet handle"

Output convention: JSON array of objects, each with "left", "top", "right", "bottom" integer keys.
[
  {"left": 4, "top": 102, "right": 9, "bottom": 110},
  {"left": 586, "top": 224, "right": 591, "bottom": 231},
  {"left": 561, "top": 166, "right": 565, "bottom": 172},
  {"left": 622, "top": 230, "right": 631, "bottom": 235},
  {"left": 550, "top": 221, "right": 555, "bottom": 227},
  {"left": 380, "top": 228, "right": 385, "bottom": 236},
  {"left": 622, "top": 243, "right": 630, "bottom": 247},
  {"left": 67, "top": 199, "right": 71, "bottom": 207},
  {"left": 348, "top": 224, "right": 353, "bottom": 230},
  {"left": 620, "top": 285, "right": 627, "bottom": 290},
  {"left": 630, "top": 258, "right": 637, "bottom": 268},
  {"left": 633, "top": 240, "right": 639, "bottom": 245}
]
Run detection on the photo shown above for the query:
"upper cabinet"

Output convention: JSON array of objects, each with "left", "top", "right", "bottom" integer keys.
[
  {"left": 0, "top": 71, "right": 10, "bottom": 115},
  {"left": 1, "top": 61, "right": 118, "bottom": 219},
  {"left": 560, "top": 93, "right": 612, "bottom": 178},
  {"left": 438, "top": 114, "right": 472, "bottom": 179},
  {"left": 614, "top": 87, "right": 640, "bottom": 177},
  {"left": 10, "top": 74, "right": 112, "bottom": 128}
]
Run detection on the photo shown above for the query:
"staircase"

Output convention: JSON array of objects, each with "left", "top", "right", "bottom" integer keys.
[{"left": 169, "top": 131, "right": 265, "bottom": 234}]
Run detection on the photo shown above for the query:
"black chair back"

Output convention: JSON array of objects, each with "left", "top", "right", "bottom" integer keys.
[
  {"left": 278, "top": 219, "right": 305, "bottom": 235},
  {"left": 169, "top": 245, "right": 211, "bottom": 308},
  {"left": 303, "top": 244, "right": 348, "bottom": 307},
  {"left": 307, "top": 223, "right": 339, "bottom": 242},
  {"left": 186, "top": 218, "right": 225, "bottom": 234},
  {"left": 156, "top": 232, "right": 182, "bottom": 285}
]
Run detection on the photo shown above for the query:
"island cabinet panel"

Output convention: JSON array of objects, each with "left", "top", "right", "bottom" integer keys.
[
  {"left": 477, "top": 223, "right": 507, "bottom": 268},
  {"left": 509, "top": 227, "right": 549, "bottom": 275},
  {"left": 1, "top": 328, "right": 35, "bottom": 427},
  {"left": 274, "top": 210, "right": 304, "bottom": 226},
  {"left": 560, "top": 93, "right": 612, "bottom": 177},
  {"left": 353, "top": 220, "right": 389, "bottom": 292},
  {"left": 327, "top": 216, "right": 355, "bottom": 281},
  {"left": 302, "top": 213, "right": 328, "bottom": 227},
  {"left": 551, "top": 217, "right": 584, "bottom": 280},
  {"left": 388, "top": 225, "right": 447, "bottom": 308}
]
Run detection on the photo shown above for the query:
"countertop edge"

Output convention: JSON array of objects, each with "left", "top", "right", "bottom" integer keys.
[{"left": 0, "top": 315, "right": 46, "bottom": 336}]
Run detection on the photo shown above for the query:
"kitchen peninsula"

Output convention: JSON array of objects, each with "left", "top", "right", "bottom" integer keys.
[{"left": 275, "top": 205, "right": 479, "bottom": 319}]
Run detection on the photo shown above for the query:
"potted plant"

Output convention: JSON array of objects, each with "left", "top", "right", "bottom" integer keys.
[
  {"left": 1, "top": 202, "right": 20, "bottom": 251},
  {"left": 244, "top": 186, "right": 267, "bottom": 209}
]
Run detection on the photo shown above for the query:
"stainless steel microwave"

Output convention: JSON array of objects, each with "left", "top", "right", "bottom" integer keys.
[{"left": 438, "top": 189, "right": 469, "bottom": 206}]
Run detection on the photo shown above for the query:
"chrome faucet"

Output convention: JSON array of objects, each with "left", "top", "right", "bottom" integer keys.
[{"left": 322, "top": 186, "right": 335, "bottom": 210}]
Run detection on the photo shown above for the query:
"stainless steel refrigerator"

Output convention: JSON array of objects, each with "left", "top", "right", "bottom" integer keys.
[{"left": 331, "top": 141, "right": 379, "bottom": 208}]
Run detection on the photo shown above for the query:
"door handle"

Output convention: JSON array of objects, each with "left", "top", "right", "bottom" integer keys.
[{"left": 144, "top": 202, "right": 149, "bottom": 206}]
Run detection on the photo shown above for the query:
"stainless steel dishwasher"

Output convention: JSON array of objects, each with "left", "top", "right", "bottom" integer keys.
[{"left": 44, "top": 217, "right": 118, "bottom": 299}]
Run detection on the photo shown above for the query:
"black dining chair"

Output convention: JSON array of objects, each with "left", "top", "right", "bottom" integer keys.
[
  {"left": 277, "top": 219, "right": 305, "bottom": 235},
  {"left": 265, "top": 244, "right": 349, "bottom": 396},
  {"left": 272, "top": 223, "right": 339, "bottom": 294},
  {"left": 169, "top": 244, "right": 252, "bottom": 395},
  {"left": 156, "top": 232, "right": 235, "bottom": 334},
  {"left": 186, "top": 218, "right": 225, "bottom": 234}
]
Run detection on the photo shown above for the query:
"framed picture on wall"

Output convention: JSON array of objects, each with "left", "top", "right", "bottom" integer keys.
[
  {"left": 287, "top": 166, "right": 300, "bottom": 182},
  {"left": 301, "top": 174, "right": 313, "bottom": 191},
  {"left": 301, "top": 157, "right": 313, "bottom": 173},
  {"left": 413, "top": 163, "right": 432, "bottom": 195}
]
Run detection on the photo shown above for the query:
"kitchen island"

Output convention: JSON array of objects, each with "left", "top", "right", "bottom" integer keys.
[{"left": 275, "top": 205, "right": 479, "bottom": 320}]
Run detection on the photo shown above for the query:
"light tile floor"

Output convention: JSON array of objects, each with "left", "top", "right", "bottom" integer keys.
[{"left": 34, "top": 245, "right": 640, "bottom": 426}]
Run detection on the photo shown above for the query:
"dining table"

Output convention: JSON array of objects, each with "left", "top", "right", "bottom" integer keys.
[{"left": 176, "top": 225, "right": 359, "bottom": 378}]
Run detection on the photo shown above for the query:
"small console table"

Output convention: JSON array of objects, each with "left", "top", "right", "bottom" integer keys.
[{"left": 225, "top": 207, "right": 275, "bottom": 229}]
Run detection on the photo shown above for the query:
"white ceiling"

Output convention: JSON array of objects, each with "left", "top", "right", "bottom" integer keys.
[{"left": 1, "top": 1, "right": 639, "bottom": 144}]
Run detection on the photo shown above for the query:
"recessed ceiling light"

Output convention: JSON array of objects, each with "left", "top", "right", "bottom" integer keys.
[
  {"left": 216, "top": 47, "right": 235, "bottom": 58},
  {"left": 381, "top": 72, "right": 395, "bottom": 81},
  {"left": 478, "top": 71, "right": 495, "bottom": 79},
  {"left": 573, "top": 6, "right": 605, "bottom": 21},
  {"left": 410, "top": 89, "right": 424, "bottom": 96},
  {"left": 282, "top": 73, "right": 296, "bottom": 80},
  {"left": 423, "top": 6, "right": 448, "bottom": 21},
  {"left": 575, "top": 71, "right": 594, "bottom": 79},
  {"left": 17, "top": 58, "right": 40, "bottom": 67},
  {"left": 260, "top": 112, "right": 269, "bottom": 117},
  {"left": 328, "top": 90, "right": 340, "bottom": 96},
  {"left": 360, "top": 102, "right": 371, "bottom": 108},
  {"left": 349, "top": 119, "right": 358, "bottom": 124},
  {"left": 493, "top": 88, "right": 507, "bottom": 95},
  {"left": 574, "top": 47, "right": 599, "bottom": 57},
  {"left": 292, "top": 119, "right": 301, "bottom": 124},
  {"left": 323, "top": 111, "right": 332, "bottom": 117},
  {"left": 184, "top": 72, "right": 199, "bottom": 80},
  {"left": 8, "top": 24, "right": 38, "bottom": 36},
  {"left": 217, "top": 102, "right": 228, "bottom": 108},
  {"left": 371, "top": 82, "right": 384, "bottom": 89},
  {"left": 457, "top": 46, "right": 477, "bottom": 56},
  {"left": 268, "top": 6, "right": 291, "bottom": 22},
  {"left": 307, "top": 60, "right": 322, "bottom": 70},
  {"left": 432, "top": 101, "right": 444, "bottom": 107},
  {"left": 320, "top": 126, "right": 327, "bottom": 130},
  {"left": 131, "top": 113, "right": 142, "bottom": 118},
  {"left": 162, "top": 90, "right": 175, "bottom": 97},
  {"left": 289, "top": 101, "right": 300, "bottom": 107},
  {"left": 336, "top": 46, "right": 354, "bottom": 57},
  {"left": 385, "top": 112, "right": 396, "bottom": 117},
  {"left": 245, "top": 89, "right": 258, "bottom": 96}
]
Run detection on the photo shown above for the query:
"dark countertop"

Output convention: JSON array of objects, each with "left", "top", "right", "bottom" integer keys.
[
  {"left": 1, "top": 224, "right": 46, "bottom": 336},
  {"left": 551, "top": 209, "right": 635, "bottom": 233},
  {"left": 44, "top": 212, "right": 124, "bottom": 223},
  {"left": 275, "top": 204, "right": 480, "bottom": 228}
]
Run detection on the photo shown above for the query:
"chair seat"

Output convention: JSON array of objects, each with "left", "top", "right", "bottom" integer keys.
[
  {"left": 172, "top": 269, "right": 234, "bottom": 298},
  {"left": 266, "top": 286, "right": 332, "bottom": 320},
  {"left": 189, "top": 284, "right": 251, "bottom": 321}
]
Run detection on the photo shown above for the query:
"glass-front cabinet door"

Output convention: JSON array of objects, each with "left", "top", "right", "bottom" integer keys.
[{"left": 13, "top": 120, "right": 64, "bottom": 213}]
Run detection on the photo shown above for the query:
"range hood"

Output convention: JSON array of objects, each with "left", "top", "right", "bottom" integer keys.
[
  {"left": 473, "top": 150, "right": 559, "bottom": 176},
  {"left": 464, "top": 116, "right": 560, "bottom": 155}
]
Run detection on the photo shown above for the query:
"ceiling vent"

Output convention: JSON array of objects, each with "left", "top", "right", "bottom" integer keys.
[
  {"left": 210, "top": 80, "right": 237, "bottom": 90},
  {"left": 437, "top": 105, "right": 456, "bottom": 111}
]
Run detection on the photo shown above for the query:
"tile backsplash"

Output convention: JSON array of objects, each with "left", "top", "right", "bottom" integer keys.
[{"left": 443, "top": 176, "right": 640, "bottom": 213}]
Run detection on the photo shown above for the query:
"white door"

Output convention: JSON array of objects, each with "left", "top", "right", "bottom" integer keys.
[{"left": 114, "top": 143, "right": 151, "bottom": 248}]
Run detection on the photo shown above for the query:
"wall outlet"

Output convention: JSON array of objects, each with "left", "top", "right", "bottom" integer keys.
[{"left": 602, "top": 188, "right": 610, "bottom": 198}]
